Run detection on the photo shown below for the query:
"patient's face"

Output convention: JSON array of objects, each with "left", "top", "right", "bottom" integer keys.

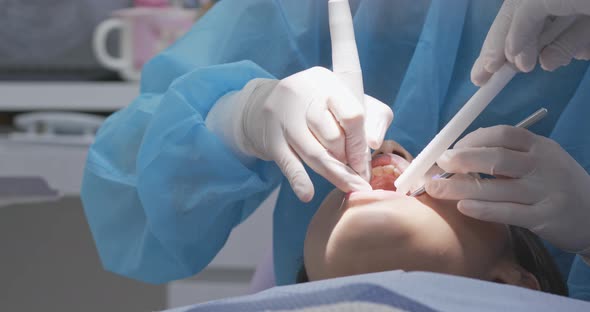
[{"left": 304, "top": 152, "right": 510, "bottom": 281}]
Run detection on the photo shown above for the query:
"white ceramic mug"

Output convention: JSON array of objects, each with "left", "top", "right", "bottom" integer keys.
[{"left": 93, "top": 7, "right": 196, "bottom": 81}]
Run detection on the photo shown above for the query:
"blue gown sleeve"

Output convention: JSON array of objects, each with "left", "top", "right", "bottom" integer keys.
[
  {"left": 83, "top": 62, "right": 282, "bottom": 284},
  {"left": 567, "top": 256, "right": 590, "bottom": 301},
  {"left": 81, "top": 0, "right": 326, "bottom": 284}
]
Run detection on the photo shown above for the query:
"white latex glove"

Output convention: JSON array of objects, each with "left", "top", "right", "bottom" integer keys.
[
  {"left": 207, "top": 69, "right": 393, "bottom": 203},
  {"left": 424, "top": 125, "right": 590, "bottom": 259},
  {"left": 472, "top": 0, "right": 590, "bottom": 86}
]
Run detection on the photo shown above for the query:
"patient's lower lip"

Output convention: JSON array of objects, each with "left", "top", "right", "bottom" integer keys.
[{"left": 347, "top": 189, "right": 406, "bottom": 204}]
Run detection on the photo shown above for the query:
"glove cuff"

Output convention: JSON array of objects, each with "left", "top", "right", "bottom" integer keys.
[
  {"left": 205, "top": 78, "right": 277, "bottom": 162},
  {"left": 239, "top": 78, "right": 280, "bottom": 158}
]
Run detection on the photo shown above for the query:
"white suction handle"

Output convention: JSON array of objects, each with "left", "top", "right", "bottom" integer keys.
[
  {"left": 394, "top": 64, "right": 517, "bottom": 195},
  {"left": 394, "top": 14, "right": 577, "bottom": 195},
  {"left": 328, "top": 0, "right": 364, "bottom": 103}
]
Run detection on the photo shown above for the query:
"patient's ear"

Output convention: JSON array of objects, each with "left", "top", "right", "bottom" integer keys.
[{"left": 490, "top": 260, "right": 540, "bottom": 291}]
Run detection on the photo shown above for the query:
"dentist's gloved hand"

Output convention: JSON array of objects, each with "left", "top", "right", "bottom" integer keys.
[
  {"left": 424, "top": 126, "right": 590, "bottom": 259},
  {"left": 209, "top": 67, "right": 393, "bottom": 202},
  {"left": 472, "top": 0, "right": 590, "bottom": 86}
]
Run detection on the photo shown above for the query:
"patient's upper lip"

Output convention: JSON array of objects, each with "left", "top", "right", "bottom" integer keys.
[{"left": 371, "top": 153, "right": 410, "bottom": 171}]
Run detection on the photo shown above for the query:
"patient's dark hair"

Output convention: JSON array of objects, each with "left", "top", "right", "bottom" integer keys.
[
  {"left": 296, "top": 226, "right": 568, "bottom": 296},
  {"left": 508, "top": 226, "right": 568, "bottom": 296}
]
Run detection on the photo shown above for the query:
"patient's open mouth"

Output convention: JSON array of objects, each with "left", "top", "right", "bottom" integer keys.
[
  {"left": 370, "top": 153, "right": 409, "bottom": 191},
  {"left": 346, "top": 153, "right": 410, "bottom": 205}
]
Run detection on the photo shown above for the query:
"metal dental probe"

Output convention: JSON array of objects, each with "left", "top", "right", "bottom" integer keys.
[
  {"left": 394, "top": 16, "right": 575, "bottom": 196},
  {"left": 408, "top": 107, "right": 548, "bottom": 197}
]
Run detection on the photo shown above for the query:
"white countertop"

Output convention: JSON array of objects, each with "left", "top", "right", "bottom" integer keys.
[{"left": 0, "top": 82, "right": 138, "bottom": 112}]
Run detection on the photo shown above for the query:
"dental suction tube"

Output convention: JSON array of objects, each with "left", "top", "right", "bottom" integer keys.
[
  {"left": 328, "top": 0, "right": 364, "bottom": 102},
  {"left": 394, "top": 64, "right": 517, "bottom": 195},
  {"left": 394, "top": 15, "right": 577, "bottom": 195},
  {"left": 329, "top": 0, "right": 373, "bottom": 182}
]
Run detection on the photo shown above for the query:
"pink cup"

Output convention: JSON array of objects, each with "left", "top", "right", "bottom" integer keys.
[{"left": 93, "top": 7, "right": 197, "bottom": 81}]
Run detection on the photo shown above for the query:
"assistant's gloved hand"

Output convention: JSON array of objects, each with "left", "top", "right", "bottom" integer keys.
[
  {"left": 472, "top": 0, "right": 590, "bottom": 86},
  {"left": 424, "top": 126, "right": 590, "bottom": 259},
  {"left": 207, "top": 67, "right": 393, "bottom": 202}
]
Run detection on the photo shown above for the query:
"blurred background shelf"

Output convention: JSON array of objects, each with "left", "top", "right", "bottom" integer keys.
[
  {"left": 0, "top": 0, "right": 225, "bottom": 310},
  {"left": 0, "top": 80, "right": 273, "bottom": 310},
  {"left": 0, "top": 82, "right": 138, "bottom": 112}
]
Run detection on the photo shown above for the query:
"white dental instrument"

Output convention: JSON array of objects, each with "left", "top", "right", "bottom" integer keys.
[
  {"left": 329, "top": 0, "right": 364, "bottom": 102},
  {"left": 330, "top": 0, "right": 367, "bottom": 209},
  {"left": 408, "top": 107, "right": 548, "bottom": 197},
  {"left": 329, "top": 0, "right": 371, "bottom": 180},
  {"left": 394, "top": 63, "right": 518, "bottom": 196},
  {"left": 394, "top": 14, "right": 577, "bottom": 196}
]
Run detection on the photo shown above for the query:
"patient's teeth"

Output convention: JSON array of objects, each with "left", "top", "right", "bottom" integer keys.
[
  {"left": 372, "top": 166, "right": 384, "bottom": 176},
  {"left": 382, "top": 165, "right": 395, "bottom": 174},
  {"left": 372, "top": 165, "right": 403, "bottom": 177}
]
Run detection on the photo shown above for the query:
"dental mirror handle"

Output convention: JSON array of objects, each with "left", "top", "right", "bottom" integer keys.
[{"left": 408, "top": 107, "right": 548, "bottom": 197}]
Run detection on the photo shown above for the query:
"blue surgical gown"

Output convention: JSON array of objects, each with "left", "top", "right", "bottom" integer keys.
[{"left": 81, "top": 0, "right": 590, "bottom": 300}]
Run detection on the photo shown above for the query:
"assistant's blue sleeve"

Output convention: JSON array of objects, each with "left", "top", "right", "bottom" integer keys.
[
  {"left": 83, "top": 62, "right": 282, "bottom": 284},
  {"left": 81, "top": 0, "right": 325, "bottom": 284},
  {"left": 568, "top": 256, "right": 590, "bottom": 301}
]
